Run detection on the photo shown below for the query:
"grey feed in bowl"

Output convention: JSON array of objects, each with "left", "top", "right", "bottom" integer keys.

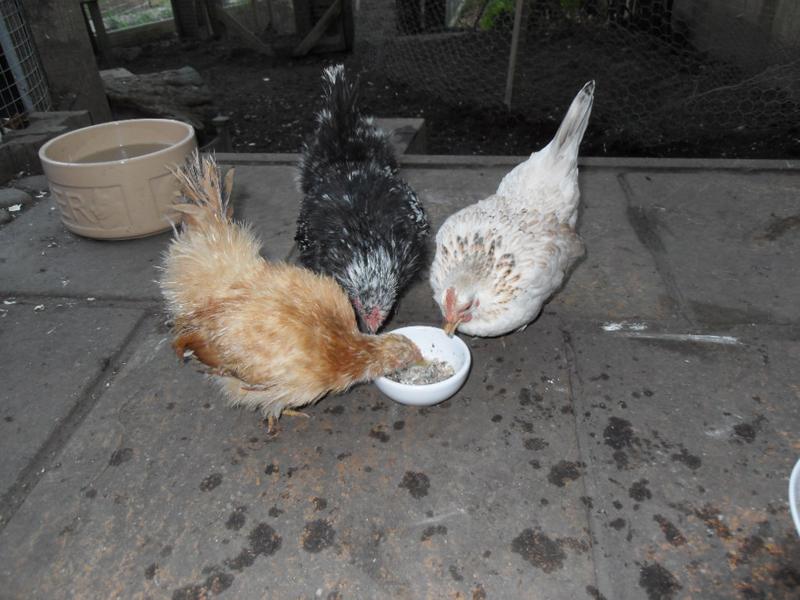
[{"left": 387, "top": 359, "right": 455, "bottom": 385}]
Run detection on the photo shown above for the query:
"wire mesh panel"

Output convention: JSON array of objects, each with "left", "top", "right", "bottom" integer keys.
[
  {"left": 0, "top": 0, "right": 51, "bottom": 125},
  {"left": 361, "top": 0, "right": 800, "bottom": 155},
  {"left": 382, "top": 1, "right": 516, "bottom": 106}
]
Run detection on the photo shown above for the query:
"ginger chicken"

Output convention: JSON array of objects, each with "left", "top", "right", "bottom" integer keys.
[
  {"left": 159, "top": 153, "right": 422, "bottom": 430},
  {"left": 430, "top": 81, "right": 595, "bottom": 337}
]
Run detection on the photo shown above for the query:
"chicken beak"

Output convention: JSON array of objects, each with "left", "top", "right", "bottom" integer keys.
[{"left": 442, "top": 319, "right": 459, "bottom": 337}]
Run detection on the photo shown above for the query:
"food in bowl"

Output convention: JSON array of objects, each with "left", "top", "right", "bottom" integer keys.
[{"left": 387, "top": 359, "right": 455, "bottom": 385}]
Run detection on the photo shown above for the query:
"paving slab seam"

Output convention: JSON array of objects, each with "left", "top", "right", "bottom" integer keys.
[
  {"left": 0, "top": 292, "right": 160, "bottom": 310},
  {"left": 559, "top": 324, "right": 607, "bottom": 599},
  {"left": 397, "top": 159, "right": 800, "bottom": 173},
  {"left": 554, "top": 316, "right": 800, "bottom": 345},
  {"left": 213, "top": 152, "right": 800, "bottom": 172},
  {"left": 0, "top": 311, "right": 153, "bottom": 532},
  {"left": 617, "top": 172, "right": 695, "bottom": 328}
]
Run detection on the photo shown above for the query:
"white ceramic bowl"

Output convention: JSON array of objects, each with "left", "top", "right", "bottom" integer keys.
[
  {"left": 790, "top": 456, "right": 800, "bottom": 536},
  {"left": 375, "top": 325, "right": 471, "bottom": 406}
]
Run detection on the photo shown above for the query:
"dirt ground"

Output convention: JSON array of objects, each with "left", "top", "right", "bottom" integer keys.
[{"left": 118, "top": 36, "right": 799, "bottom": 158}]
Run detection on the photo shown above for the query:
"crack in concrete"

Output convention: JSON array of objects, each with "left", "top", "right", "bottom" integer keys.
[
  {"left": 559, "top": 324, "right": 604, "bottom": 598},
  {"left": 0, "top": 311, "right": 154, "bottom": 532},
  {"left": 617, "top": 172, "right": 694, "bottom": 327}
]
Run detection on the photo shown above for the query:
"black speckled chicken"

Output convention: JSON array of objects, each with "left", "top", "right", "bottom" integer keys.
[{"left": 295, "top": 64, "right": 429, "bottom": 333}]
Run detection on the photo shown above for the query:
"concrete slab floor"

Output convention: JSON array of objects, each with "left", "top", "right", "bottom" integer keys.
[
  {"left": 0, "top": 156, "right": 798, "bottom": 599},
  {"left": 0, "top": 302, "right": 144, "bottom": 505},
  {"left": 621, "top": 171, "right": 800, "bottom": 326}
]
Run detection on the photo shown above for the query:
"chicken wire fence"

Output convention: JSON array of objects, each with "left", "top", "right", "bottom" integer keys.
[
  {"left": 0, "top": 0, "right": 51, "bottom": 127},
  {"left": 357, "top": 0, "right": 800, "bottom": 152}
]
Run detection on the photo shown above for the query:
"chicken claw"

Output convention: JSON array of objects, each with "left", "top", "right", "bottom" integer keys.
[
  {"left": 266, "top": 415, "right": 279, "bottom": 435},
  {"left": 264, "top": 410, "right": 310, "bottom": 436},
  {"left": 282, "top": 409, "right": 310, "bottom": 419}
]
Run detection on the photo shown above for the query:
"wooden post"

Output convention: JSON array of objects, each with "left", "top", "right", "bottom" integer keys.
[
  {"left": 293, "top": 0, "right": 312, "bottom": 37},
  {"left": 211, "top": 115, "right": 232, "bottom": 151},
  {"left": 265, "top": 0, "right": 274, "bottom": 28},
  {"left": 20, "top": 0, "right": 112, "bottom": 122},
  {"left": 292, "top": 0, "right": 342, "bottom": 57},
  {"left": 503, "top": 0, "right": 524, "bottom": 109},
  {"left": 171, "top": 0, "right": 207, "bottom": 38},
  {"left": 341, "top": 0, "right": 354, "bottom": 50},
  {"left": 251, "top": 0, "right": 260, "bottom": 30},
  {"left": 82, "top": 1, "right": 113, "bottom": 66},
  {"left": 206, "top": 0, "right": 275, "bottom": 54}
]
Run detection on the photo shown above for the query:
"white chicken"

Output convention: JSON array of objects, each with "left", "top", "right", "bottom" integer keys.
[{"left": 430, "top": 81, "right": 595, "bottom": 337}]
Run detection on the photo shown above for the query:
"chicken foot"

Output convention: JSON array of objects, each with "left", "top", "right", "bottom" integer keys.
[
  {"left": 282, "top": 409, "right": 310, "bottom": 419},
  {"left": 265, "top": 409, "right": 311, "bottom": 435}
]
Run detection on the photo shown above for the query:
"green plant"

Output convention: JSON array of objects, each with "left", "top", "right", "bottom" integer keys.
[
  {"left": 479, "top": 0, "right": 515, "bottom": 30},
  {"left": 560, "top": 0, "right": 583, "bottom": 15}
]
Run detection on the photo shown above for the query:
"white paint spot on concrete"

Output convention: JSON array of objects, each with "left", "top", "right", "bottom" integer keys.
[
  {"left": 412, "top": 508, "right": 466, "bottom": 527},
  {"left": 620, "top": 332, "right": 740, "bottom": 345},
  {"left": 602, "top": 321, "right": 648, "bottom": 332}
]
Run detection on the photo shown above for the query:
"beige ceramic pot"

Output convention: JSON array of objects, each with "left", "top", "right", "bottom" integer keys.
[{"left": 39, "top": 118, "right": 197, "bottom": 240}]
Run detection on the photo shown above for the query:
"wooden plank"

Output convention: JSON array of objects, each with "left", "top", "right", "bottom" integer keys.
[
  {"left": 341, "top": 0, "right": 354, "bottom": 50},
  {"left": 208, "top": 0, "right": 275, "bottom": 55},
  {"left": 81, "top": 1, "right": 113, "bottom": 65},
  {"left": 292, "top": 0, "right": 342, "bottom": 57},
  {"left": 503, "top": 0, "right": 524, "bottom": 108},
  {"left": 293, "top": 0, "right": 313, "bottom": 36}
]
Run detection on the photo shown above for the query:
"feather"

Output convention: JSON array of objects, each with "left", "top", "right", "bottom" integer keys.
[
  {"left": 430, "top": 82, "right": 594, "bottom": 337},
  {"left": 159, "top": 152, "right": 423, "bottom": 427},
  {"left": 295, "top": 65, "right": 429, "bottom": 333}
]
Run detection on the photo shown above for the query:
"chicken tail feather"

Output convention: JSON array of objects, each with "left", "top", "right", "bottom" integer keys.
[
  {"left": 550, "top": 80, "right": 595, "bottom": 164},
  {"left": 161, "top": 151, "right": 264, "bottom": 317},
  {"left": 321, "top": 63, "right": 361, "bottom": 139},
  {"left": 171, "top": 151, "right": 234, "bottom": 228},
  {"left": 495, "top": 81, "right": 594, "bottom": 222},
  {"left": 298, "top": 64, "right": 398, "bottom": 195}
]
